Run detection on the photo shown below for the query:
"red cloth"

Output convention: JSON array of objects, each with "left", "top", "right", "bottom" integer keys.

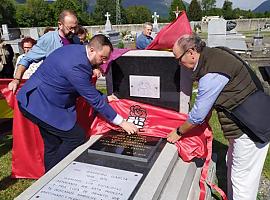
[
  {"left": 90, "top": 99, "right": 227, "bottom": 200},
  {"left": 100, "top": 48, "right": 130, "bottom": 74},
  {"left": 146, "top": 11, "right": 192, "bottom": 50},
  {"left": 0, "top": 80, "right": 226, "bottom": 199},
  {"left": 0, "top": 79, "right": 96, "bottom": 178}
]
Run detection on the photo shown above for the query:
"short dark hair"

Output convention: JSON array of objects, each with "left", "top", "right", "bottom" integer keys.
[
  {"left": 76, "top": 25, "right": 87, "bottom": 35},
  {"left": 88, "top": 34, "right": 113, "bottom": 52},
  {"left": 58, "top": 10, "right": 77, "bottom": 23},
  {"left": 20, "top": 37, "right": 37, "bottom": 48}
]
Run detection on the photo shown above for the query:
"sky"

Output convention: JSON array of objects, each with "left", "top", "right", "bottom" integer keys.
[{"left": 185, "top": 0, "right": 266, "bottom": 10}]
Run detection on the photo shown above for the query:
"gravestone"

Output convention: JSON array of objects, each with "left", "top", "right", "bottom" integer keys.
[
  {"left": 97, "top": 12, "right": 120, "bottom": 47},
  {"left": 1, "top": 24, "right": 10, "bottom": 40},
  {"left": 207, "top": 17, "right": 247, "bottom": 53},
  {"left": 16, "top": 50, "right": 214, "bottom": 200},
  {"left": 173, "top": 6, "right": 181, "bottom": 19},
  {"left": 104, "top": 12, "right": 112, "bottom": 32},
  {"left": 152, "top": 12, "right": 159, "bottom": 32}
]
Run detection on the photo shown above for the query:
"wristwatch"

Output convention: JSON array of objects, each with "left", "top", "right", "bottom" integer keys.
[{"left": 176, "top": 128, "right": 183, "bottom": 136}]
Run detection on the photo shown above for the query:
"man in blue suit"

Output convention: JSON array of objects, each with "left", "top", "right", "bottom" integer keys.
[{"left": 17, "top": 34, "right": 138, "bottom": 172}]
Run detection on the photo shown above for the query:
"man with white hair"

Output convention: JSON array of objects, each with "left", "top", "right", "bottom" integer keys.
[{"left": 136, "top": 22, "right": 153, "bottom": 49}]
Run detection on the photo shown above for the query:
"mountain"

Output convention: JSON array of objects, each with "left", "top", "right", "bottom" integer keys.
[
  {"left": 89, "top": 0, "right": 189, "bottom": 17},
  {"left": 16, "top": 0, "right": 187, "bottom": 17},
  {"left": 253, "top": 0, "right": 270, "bottom": 12}
]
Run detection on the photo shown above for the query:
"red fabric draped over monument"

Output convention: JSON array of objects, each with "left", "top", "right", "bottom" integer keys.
[
  {"left": 0, "top": 80, "right": 226, "bottom": 199},
  {"left": 146, "top": 11, "right": 192, "bottom": 50}
]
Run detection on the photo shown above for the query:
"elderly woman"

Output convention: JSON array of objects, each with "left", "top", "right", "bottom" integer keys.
[{"left": 14, "top": 37, "right": 41, "bottom": 79}]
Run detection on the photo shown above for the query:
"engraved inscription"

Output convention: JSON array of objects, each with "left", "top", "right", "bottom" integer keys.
[{"left": 31, "top": 162, "right": 143, "bottom": 200}]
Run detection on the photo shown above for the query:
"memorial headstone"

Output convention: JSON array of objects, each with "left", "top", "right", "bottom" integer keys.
[
  {"left": 253, "top": 25, "right": 264, "bottom": 52},
  {"left": 1, "top": 24, "right": 10, "bottom": 40},
  {"left": 104, "top": 12, "right": 112, "bottom": 32},
  {"left": 152, "top": 12, "right": 159, "bottom": 32},
  {"left": 97, "top": 12, "right": 120, "bottom": 47},
  {"left": 16, "top": 50, "right": 214, "bottom": 200},
  {"left": 207, "top": 17, "right": 247, "bottom": 52},
  {"left": 173, "top": 6, "right": 181, "bottom": 19}
]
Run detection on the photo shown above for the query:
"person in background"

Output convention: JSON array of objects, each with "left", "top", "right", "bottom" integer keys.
[
  {"left": 14, "top": 37, "right": 39, "bottom": 79},
  {"left": 43, "top": 27, "right": 55, "bottom": 34},
  {"left": 168, "top": 33, "right": 269, "bottom": 200},
  {"left": 76, "top": 25, "right": 88, "bottom": 44},
  {"left": 0, "top": 38, "right": 14, "bottom": 78},
  {"left": 8, "top": 9, "right": 79, "bottom": 93},
  {"left": 17, "top": 34, "right": 138, "bottom": 172},
  {"left": 136, "top": 22, "right": 153, "bottom": 49}
]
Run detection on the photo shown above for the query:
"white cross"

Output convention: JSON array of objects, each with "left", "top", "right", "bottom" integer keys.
[
  {"left": 105, "top": 12, "right": 111, "bottom": 21},
  {"left": 152, "top": 12, "right": 159, "bottom": 24},
  {"left": 173, "top": 6, "right": 181, "bottom": 18}
]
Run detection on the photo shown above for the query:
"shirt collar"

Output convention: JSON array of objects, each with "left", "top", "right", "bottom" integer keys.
[
  {"left": 86, "top": 45, "right": 90, "bottom": 60},
  {"left": 193, "top": 59, "right": 199, "bottom": 71}
]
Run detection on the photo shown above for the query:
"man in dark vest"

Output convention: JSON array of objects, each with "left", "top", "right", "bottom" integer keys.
[{"left": 168, "top": 33, "right": 269, "bottom": 200}]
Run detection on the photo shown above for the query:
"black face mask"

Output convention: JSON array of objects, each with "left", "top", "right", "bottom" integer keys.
[{"left": 65, "top": 31, "right": 75, "bottom": 43}]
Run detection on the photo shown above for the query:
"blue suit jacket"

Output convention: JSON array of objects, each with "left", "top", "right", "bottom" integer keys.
[{"left": 17, "top": 45, "right": 117, "bottom": 131}]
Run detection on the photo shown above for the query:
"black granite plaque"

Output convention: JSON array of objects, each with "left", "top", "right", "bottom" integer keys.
[
  {"left": 108, "top": 55, "right": 181, "bottom": 111},
  {"left": 88, "top": 130, "right": 163, "bottom": 162}
]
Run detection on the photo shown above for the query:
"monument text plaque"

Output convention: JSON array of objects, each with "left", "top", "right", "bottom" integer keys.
[
  {"left": 31, "top": 161, "right": 143, "bottom": 200},
  {"left": 88, "top": 131, "right": 163, "bottom": 162}
]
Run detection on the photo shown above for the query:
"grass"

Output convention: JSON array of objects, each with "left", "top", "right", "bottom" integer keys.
[{"left": 0, "top": 88, "right": 269, "bottom": 199}]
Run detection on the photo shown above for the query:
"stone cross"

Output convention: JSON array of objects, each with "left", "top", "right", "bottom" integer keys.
[
  {"left": 173, "top": 6, "right": 181, "bottom": 18},
  {"left": 152, "top": 12, "right": 159, "bottom": 25},
  {"left": 152, "top": 12, "right": 159, "bottom": 32},
  {"left": 105, "top": 12, "right": 111, "bottom": 21},
  {"left": 104, "top": 12, "right": 112, "bottom": 32}
]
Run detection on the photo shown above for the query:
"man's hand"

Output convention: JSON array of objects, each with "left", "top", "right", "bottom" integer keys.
[
  {"left": 107, "top": 93, "right": 118, "bottom": 102},
  {"left": 8, "top": 79, "right": 20, "bottom": 94},
  {"left": 167, "top": 129, "right": 181, "bottom": 144},
  {"left": 119, "top": 120, "right": 138, "bottom": 135},
  {"left": 92, "top": 68, "right": 103, "bottom": 79}
]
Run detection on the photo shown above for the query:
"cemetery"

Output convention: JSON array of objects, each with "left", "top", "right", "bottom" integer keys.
[{"left": 0, "top": 1, "right": 270, "bottom": 200}]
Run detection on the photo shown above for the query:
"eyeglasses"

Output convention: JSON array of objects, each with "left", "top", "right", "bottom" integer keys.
[
  {"left": 177, "top": 48, "right": 190, "bottom": 63},
  {"left": 62, "top": 23, "right": 77, "bottom": 32}
]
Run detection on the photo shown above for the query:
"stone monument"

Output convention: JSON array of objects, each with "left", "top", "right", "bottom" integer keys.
[
  {"left": 15, "top": 50, "right": 215, "bottom": 200},
  {"left": 97, "top": 12, "right": 120, "bottom": 47},
  {"left": 173, "top": 6, "right": 181, "bottom": 18},
  {"left": 152, "top": 12, "right": 159, "bottom": 32},
  {"left": 253, "top": 25, "right": 264, "bottom": 52},
  {"left": 207, "top": 17, "right": 247, "bottom": 53}
]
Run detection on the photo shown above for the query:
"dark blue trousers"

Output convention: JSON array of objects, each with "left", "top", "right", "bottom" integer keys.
[{"left": 19, "top": 104, "right": 86, "bottom": 172}]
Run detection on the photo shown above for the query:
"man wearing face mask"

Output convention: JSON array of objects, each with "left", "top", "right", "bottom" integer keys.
[{"left": 8, "top": 9, "right": 80, "bottom": 93}]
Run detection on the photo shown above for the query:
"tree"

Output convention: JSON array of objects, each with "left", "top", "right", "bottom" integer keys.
[
  {"left": 168, "top": 0, "right": 186, "bottom": 22},
  {"left": 92, "top": 0, "right": 125, "bottom": 25},
  {"left": 125, "top": 6, "right": 151, "bottom": 24},
  {"left": 16, "top": 0, "right": 53, "bottom": 27},
  {"left": 222, "top": 0, "right": 234, "bottom": 19},
  {"left": 50, "top": 0, "right": 91, "bottom": 25},
  {"left": 0, "top": 0, "right": 17, "bottom": 27},
  {"left": 188, "top": 0, "right": 202, "bottom": 21},
  {"left": 201, "top": 0, "right": 216, "bottom": 12}
]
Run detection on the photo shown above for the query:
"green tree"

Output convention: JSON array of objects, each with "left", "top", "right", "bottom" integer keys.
[
  {"left": 125, "top": 6, "right": 151, "bottom": 24},
  {"left": 92, "top": 0, "right": 125, "bottom": 25},
  {"left": 222, "top": 0, "right": 234, "bottom": 19},
  {"left": 168, "top": 0, "right": 186, "bottom": 22},
  {"left": 50, "top": 0, "right": 91, "bottom": 25},
  {"left": 201, "top": 0, "right": 216, "bottom": 12},
  {"left": 0, "top": 0, "right": 17, "bottom": 27},
  {"left": 188, "top": 0, "right": 202, "bottom": 21},
  {"left": 16, "top": 0, "right": 53, "bottom": 27}
]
